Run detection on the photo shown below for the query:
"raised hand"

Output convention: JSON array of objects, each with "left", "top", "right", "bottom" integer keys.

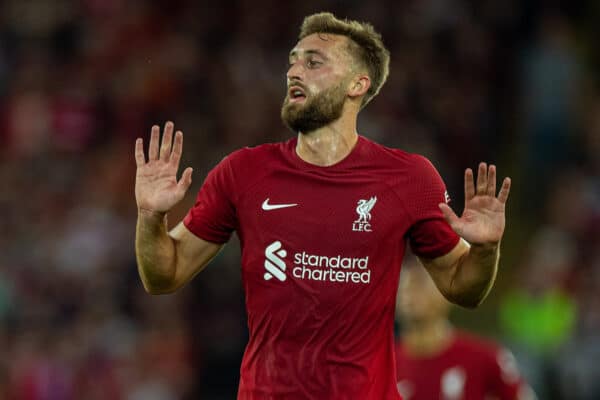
[
  {"left": 135, "top": 122, "right": 193, "bottom": 214},
  {"left": 439, "top": 163, "right": 511, "bottom": 245}
]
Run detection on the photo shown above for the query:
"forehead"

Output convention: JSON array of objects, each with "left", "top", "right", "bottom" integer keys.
[{"left": 289, "top": 33, "right": 349, "bottom": 59}]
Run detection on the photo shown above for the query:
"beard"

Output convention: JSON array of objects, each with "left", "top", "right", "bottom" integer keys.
[{"left": 280, "top": 81, "right": 347, "bottom": 134}]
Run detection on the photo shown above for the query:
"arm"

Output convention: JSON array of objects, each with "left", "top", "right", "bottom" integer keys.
[
  {"left": 134, "top": 122, "right": 223, "bottom": 295},
  {"left": 420, "top": 163, "right": 511, "bottom": 308},
  {"left": 419, "top": 239, "right": 498, "bottom": 308},
  {"left": 136, "top": 213, "right": 223, "bottom": 294}
]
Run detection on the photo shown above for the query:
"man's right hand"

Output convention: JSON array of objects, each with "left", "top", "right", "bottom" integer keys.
[{"left": 135, "top": 121, "right": 193, "bottom": 214}]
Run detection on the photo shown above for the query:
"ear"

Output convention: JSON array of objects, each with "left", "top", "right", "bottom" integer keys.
[{"left": 347, "top": 74, "right": 371, "bottom": 99}]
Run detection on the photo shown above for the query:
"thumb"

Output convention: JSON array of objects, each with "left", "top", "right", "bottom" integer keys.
[
  {"left": 177, "top": 167, "right": 193, "bottom": 194},
  {"left": 439, "top": 203, "right": 461, "bottom": 230}
]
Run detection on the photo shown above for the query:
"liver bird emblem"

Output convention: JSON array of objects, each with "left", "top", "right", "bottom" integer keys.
[{"left": 356, "top": 196, "right": 377, "bottom": 223}]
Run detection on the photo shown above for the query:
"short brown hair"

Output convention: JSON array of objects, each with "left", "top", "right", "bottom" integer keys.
[{"left": 299, "top": 12, "right": 390, "bottom": 108}]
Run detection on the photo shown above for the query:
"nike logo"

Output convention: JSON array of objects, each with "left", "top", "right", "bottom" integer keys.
[{"left": 262, "top": 198, "right": 298, "bottom": 211}]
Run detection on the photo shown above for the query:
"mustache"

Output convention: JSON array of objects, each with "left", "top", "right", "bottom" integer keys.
[{"left": 287, "top": 81, "right": 307, "bottom": 91}]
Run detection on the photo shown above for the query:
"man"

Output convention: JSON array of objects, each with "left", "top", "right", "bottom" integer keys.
[
  {"left": 134, "top": 12, "right": 511, "bottom": 399},
  {"left": 395, "top": 258, "right": 536, "bottom": 400}
]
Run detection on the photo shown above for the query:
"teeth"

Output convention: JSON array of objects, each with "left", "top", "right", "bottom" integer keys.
[{"left": 293, "top": 90, "right": 303, "bottom": 97}]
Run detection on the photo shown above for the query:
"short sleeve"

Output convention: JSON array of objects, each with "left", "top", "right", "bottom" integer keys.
[
  {"left": 405, "top": 155, "right": 460, "bottom": 258},
  {"left": 183, "top": 155, "right": 238, "bottom": 244}
]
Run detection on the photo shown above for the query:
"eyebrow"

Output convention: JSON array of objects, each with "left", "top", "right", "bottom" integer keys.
[{"left": 288, "top": 49, "right": 329, "bottom": 60}]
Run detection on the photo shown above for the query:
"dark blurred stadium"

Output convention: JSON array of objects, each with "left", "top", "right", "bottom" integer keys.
[{"left": 0, "top": 0, "right": 598, "bottom": 399}]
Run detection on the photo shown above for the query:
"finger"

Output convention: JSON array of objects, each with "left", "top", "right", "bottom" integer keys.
[
  {"left": 439, "top": 203, "right": 461, "bottom": 232},
  {"left": 487, "top": 164, "right": 496, "bottom": 196},
  {"left": 177, "top": 167, "right": 193, "bottom": 193},
  {"left": 160, "top": 121, "right": 174, "bottom": 161},
  {"left": 497, "top": 177, "right": 511, "bottom": 204},
  {"left": 464, "top": 168, "right": 475, "bottom": 202},
  {"left": 149, "top": 125, "right": 160, "bottom": 161},
  {"left": 135, "top": 138, "right": 145, "bottom": 167},
  {"left": 170, "top": 131, "right": 183, "bottom": 167},
  {"left": 476, "top": 162, "right": 487, "bottom": 195}
]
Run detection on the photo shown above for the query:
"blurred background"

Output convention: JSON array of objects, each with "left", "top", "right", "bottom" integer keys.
[{"left": 0, "top": 0, "right": 598, "bottom": 399}]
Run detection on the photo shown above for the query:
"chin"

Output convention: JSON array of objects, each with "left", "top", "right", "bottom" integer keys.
[{"left": 283, "top": 100, "right": 305, "bottom": 112}]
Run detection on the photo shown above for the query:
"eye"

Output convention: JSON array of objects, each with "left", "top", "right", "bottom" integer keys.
[{"left": 307, "top": 60, "right": 322, "bottom": 68}]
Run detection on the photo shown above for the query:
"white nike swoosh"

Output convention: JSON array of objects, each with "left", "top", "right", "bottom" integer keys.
[{"left": 262, "top": 198, "right": 298, "bottom": 211}]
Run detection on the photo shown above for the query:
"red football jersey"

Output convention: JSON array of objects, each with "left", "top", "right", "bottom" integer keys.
[
  {"left": 184, "top": 136, "right": 460, "bottom": 399},
  {"left": 395, "top": 332, "right": 526, "bottom": 400}
]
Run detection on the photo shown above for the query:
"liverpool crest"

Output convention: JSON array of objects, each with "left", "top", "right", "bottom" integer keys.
[{"left": 352, "top": 196, "right": 377, "bottom": 232}]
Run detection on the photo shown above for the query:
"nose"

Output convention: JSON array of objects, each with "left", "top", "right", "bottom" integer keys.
[{"left": 286, "top": 62, "right": 304, "bottom": 83}]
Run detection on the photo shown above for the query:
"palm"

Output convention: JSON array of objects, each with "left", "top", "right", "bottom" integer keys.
[
  {"left": 440, "top": 163, "right": 511, "bottom": 245},
  {"left": 135, "top": 122, "right": 193, "bottom": 213}
]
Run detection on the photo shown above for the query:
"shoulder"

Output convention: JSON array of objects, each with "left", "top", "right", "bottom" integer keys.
[
  {"left": 211, "top": 139, "right": 292, "bottom": 196},
  {"left": 360, "top": 136, "right": 414, "bottom": 164},
  {"left": 218, "top": 139, "right": 293, "bottom": 177},
  {"left": 361, "top": 137, "right": 441, "bottom": 175},
  {"left": 224, "top": 139, "right": 293, "bottom": 168},
  {"left": 452, "top": 332, "right": 513, "bottom": 369},
  {"left": 405, "top": 153, "right": 443, "bottom": 179},
  {"left": 455, "top": 332, "right": 523, "bottom": 385}
]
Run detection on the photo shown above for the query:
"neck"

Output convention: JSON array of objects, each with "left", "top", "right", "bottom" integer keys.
[
  {"left": 402, "top": 319, "right": 454, "bottom": 357},
  {"left": 295, "top": 108, "right": 358, "bottom": 167}
]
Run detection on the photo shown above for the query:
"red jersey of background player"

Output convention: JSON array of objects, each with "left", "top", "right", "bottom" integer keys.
[
  {"left": 396, "top": 332, "right": 530, "bottom": 400},
  {"left": 184, "top": 136, "right": 459, "bottom": 399}
]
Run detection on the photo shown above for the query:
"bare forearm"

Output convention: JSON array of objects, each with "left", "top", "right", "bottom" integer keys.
[
  {"left": 450, "top": 242, "right": 499, "bottom": 308},
  {"left": 135, "top": 209, "right": 177, "bottom": 293}
]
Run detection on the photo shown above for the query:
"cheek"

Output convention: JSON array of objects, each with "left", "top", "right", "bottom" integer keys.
[
  {"left": 304, "top": 84, "right": 317, "bottom": 96},
  {"left": 306, "top": 67, "right": 339, "bottom": 88}
]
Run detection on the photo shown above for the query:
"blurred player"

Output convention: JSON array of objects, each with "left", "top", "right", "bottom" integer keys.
[
  {"left": 134, "top": 12, "right": 512, "bottom": 399},
  {"left": 395, "top": 258, "right": 536, "bottom": 400}
]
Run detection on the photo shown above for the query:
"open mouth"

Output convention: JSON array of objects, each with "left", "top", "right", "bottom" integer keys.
[{"left": 288, "top": 86, "right": 307, "bottom": 103}]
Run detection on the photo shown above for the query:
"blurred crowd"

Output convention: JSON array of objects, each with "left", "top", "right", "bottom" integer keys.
[{"left": 0, "top": 0, "right": 598, "bottom": 399}]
